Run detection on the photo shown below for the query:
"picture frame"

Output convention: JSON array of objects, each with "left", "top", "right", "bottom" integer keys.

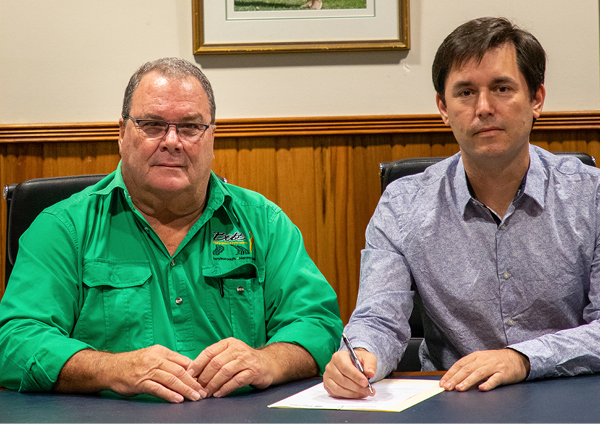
[{"left": 193, "top": 0, "right": 410, "bottom": 54}]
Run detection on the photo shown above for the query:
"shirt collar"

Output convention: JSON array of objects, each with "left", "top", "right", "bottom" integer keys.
[
  {"left": 454, "top": 155, "right": 473, "bottom": 213},
  {"left": 454, "top": 144, "right": 545, "bottom": 218},
  {"left": 203, "top": 173, "right": 239, "bottom": 226},
  {"left": 521, "top": 144, "right": 545, "bottom": 209},
  {"left": 92, "top": 162, "right": 238, "bottom": 226}
]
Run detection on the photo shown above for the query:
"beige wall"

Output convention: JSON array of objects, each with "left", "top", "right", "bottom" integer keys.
[{"left": 0, "top": 0, "right": 599, "bottom": 124}]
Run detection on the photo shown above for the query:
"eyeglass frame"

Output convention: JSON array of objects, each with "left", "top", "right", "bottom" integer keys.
[{"left": 123, "top": 116, "right": 212, "bottom": 142}]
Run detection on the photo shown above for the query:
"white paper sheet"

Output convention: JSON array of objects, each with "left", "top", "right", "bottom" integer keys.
[{"left": 268, "top": 379, "right": 444, "bottom": 413}]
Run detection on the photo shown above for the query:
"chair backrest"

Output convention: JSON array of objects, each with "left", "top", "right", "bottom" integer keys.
[
  {"left": 380, "top": 151, "right": 596, "bottom": 192},
  {"left": 4, "top": 174, "right": 107, "bottom": 285}
]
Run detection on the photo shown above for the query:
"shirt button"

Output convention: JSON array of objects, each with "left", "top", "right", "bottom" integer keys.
[
  {"left": 499, "top": 224, "right": 506, "bottom": 230},
  {"left": 170, "top": 259, "right": 176, "bottom": 267},
  {"left": 503, "top": 271, "right": 511, "bottom": 279},
  {"left": 507, "top": 318, "right": 515, "bottom": 326},
  {"left": 175, "top": 297, "right": 183, "bottom": 305},
  {"left": 144, "top": 227, "right": 150, "bottom": 232},
  {"left": 236, "top": 286, "right": 244, "bottom": 294}
]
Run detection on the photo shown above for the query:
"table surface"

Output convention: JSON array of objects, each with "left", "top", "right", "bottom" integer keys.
[{"left": 1, "top": 372, "right": 600, "bottom": 423}]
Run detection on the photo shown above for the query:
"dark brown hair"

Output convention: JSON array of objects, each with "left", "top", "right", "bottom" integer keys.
[{"left": 432, "top": 17, "right": 546, "bottom": 105}]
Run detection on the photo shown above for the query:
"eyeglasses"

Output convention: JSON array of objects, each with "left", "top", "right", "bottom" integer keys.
[{"left": 125, "top": 117, "right": 211, "bottom": 143}]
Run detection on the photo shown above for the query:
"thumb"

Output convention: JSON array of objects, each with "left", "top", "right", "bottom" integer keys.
[{"left": 359, "top": 353, "right": 378, "bottom": 379}]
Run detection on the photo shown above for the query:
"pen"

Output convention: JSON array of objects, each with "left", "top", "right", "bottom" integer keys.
[{"left": 342, "top": 333, "right": 374, "bottom": 394}]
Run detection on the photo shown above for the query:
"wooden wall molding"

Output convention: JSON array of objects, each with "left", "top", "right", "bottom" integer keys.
[
  {"left": 0, "top": 122, "right": 120, "bottom": 144},
  {"left": 0, "top": 111, "right": 598, "bottom": 143}
]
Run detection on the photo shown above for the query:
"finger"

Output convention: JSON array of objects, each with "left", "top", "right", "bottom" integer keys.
[
  {"left": 451, "top": 363, "right": 493, "bottom": 392},
  {"left": 336, "top": 352, "right": 371, "bottom": 387},
  {"left": 439, "top": 363, "right": 463, "bottom": 389},
  {"left": 357, "top": 351, "right": 377, "bottom": 379},
  {"left": 440, "top": 355, "right": 477, "bottom": 390},
  {"left": 196, "top": 348, "right": 239, "bottom": 390},
  {"left": 153, "top": 362, "right": 206, "bottom": 401},
  {"left": 141, "top": 379, "right": 185, "bottom": 403},
  {"left": 165, "top": 350, "right": 195, "bottom": 370},
  {"left": 213, "top": 369, "right": 254, "bottom": 398},
  {"left": 203, "top": 357, "right": 248, "bottom": 396},
  {"left": 324, "top": 375, "right": 373, "bottom": 399},
  {"left": 188, "top": 339, "right": 231, "bottom": 378},
  {"left": 324, "top": 356, "right": 371, "bottom": 395},
  {"left": 478, "top": 373, "right": 503, "bottom": 391}
]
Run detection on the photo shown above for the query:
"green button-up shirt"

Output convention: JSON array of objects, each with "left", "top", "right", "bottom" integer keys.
[{"left": 0, "top": 164, "right": 342, "bottom": 391}]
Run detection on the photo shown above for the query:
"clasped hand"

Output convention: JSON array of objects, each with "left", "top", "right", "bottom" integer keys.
[
  {"left": 87, "top": 339, "right": 274, "bottom": 403},
  {"left": 187, "top": 337, "right": 276, "bottom": 398}
]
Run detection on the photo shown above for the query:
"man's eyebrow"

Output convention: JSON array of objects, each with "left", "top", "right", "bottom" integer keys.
[
  {"left": 450, "top": 76, "right": 518, "bottom": 92},
  {"left": 178, "top": 114, "right": 207, "bottom": 123},
  {"left": 450, "top": 81, "right": 473, "bottom": 92},
  {"left": 490, "top": 76, "right": 518, "bottom": 86},
  {"left": 137, "top": 113, "right": 207, "bottom": 123},
  {"left": 137, "top": 113, "right": 164, "bottom": 120}
]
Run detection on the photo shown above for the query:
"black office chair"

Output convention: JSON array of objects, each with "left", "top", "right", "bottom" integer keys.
[
  {"left": 380, "top": 151, "right": 596, "bottom": 193},
  {"left": 380, "top": 151, "right": 596, "bottom": 372},
  {"left": 3, "top": 174, "right": 107, "bottom": 285}
]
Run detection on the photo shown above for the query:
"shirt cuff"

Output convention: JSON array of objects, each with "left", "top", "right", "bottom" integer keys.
[
  {"left": 507, "top": 339, "right": 548, "bottom": 381},
  {"left": 20, "top": 339, "right": 94, "bottom": 392},
  {"left": 267, "top": 321, "right": 341, "bottom": 375}
]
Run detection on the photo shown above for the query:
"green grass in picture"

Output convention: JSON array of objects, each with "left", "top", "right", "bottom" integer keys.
[{"left": 234, "top": 0, "right": 367, "bottom": 11}]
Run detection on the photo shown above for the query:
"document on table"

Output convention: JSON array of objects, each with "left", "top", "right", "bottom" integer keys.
[{"left": 269, "top": 379, "right": 444, "bottom": 413}]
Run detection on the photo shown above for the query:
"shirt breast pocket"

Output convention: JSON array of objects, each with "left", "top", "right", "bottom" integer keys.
[
  {"left": 74, "top": 260, "right": 154, "bottom": 352},
  {"left": 223, "top": 276, "right": 265, "bottom": 348},
  {"left": 203, "top": 262, "right": 266, "bottom": 348}
]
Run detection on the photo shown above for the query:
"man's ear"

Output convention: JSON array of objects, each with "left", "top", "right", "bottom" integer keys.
[
  {"left": 531, "top": 84, "right": 546, "bottom": 120},
  {"left": 118, "top": 118, "right": 125, "bottom": 154},
  {"left": 436, "top": 93, "right": 450, "bottom": 125}
]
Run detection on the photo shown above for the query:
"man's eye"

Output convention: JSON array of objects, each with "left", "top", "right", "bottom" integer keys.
[
  {"left": 497, "top": 86, "right": 510, "bottom": 93},
  {"left": 142, "top": 121, "right": 166, "bottom": 129},
  {"left": 458, "top": 90, "right": 472, "bottom": 97},
  {"left": 179, "top": 123, "right": 200, "bottom": 131}
]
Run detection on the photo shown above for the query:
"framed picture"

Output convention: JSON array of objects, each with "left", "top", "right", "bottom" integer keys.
[{"left": 193, "top": 0, "right": 410, "bottom": 54}]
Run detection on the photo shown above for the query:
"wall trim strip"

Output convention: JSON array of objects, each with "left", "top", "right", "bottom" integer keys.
[{"left": 0, "top": 111, "right": 598, "bottom": 143}]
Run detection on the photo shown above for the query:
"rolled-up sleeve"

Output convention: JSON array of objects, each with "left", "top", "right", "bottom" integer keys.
[
  {"left": 262, "top": 207, "right": 343, "bottom": 374},
  {"left": 0, "top": 213, "right": 93, "bottom": 391}
]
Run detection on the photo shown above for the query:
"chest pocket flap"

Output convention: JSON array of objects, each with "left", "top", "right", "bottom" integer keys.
[{"left": 83, "top": 260, "right": 152, "bottom": 288}]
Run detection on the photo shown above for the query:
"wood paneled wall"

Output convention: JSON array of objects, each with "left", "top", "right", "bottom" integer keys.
[{"left": 1, "top": 112, "right": 599, "bottom": 323}]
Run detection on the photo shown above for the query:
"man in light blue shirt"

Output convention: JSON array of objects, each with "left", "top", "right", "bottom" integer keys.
[{"left": 324, "top": 17, "right": 600, "bottom": 398}]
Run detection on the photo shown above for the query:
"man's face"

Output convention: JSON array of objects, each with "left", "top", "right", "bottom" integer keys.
[
  {"left": 118, "top": 72, "right": 215, "bottom": 198},
  {"left": 436, "top": 43, "right": 545, "bottom": 164}
]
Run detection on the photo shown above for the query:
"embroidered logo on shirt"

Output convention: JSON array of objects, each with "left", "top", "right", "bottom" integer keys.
[
  {"left": 213, "top": 231, "right": 246, "bottom": 242},
  {"left": 212, "top": 231, "right": 254, "bottom": 258}
]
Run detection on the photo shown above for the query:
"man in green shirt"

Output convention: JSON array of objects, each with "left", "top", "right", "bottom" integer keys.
[{"left": 0, "top": 58, "right": 342, "bottom": 403}]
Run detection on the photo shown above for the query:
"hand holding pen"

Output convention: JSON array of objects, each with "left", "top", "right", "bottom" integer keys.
[{"left": 342, "top": 334, "right": 374, "bottom": 394}]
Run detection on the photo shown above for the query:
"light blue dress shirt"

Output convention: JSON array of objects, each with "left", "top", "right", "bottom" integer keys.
[{"left": 345, "top": 145, "right": 600, "bottom": 382}]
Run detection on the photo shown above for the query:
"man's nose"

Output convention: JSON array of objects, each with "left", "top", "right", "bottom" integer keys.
[
  {"left": 476, "top": 91, "right": 495, "bottom": 119},
  {"left": 160, "top": 124, "right": 182, "bottom": 151}
]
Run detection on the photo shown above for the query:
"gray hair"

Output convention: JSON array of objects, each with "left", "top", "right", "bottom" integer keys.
[{"left": 121, "top": 57, "right": 216, "bottom": 124}]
